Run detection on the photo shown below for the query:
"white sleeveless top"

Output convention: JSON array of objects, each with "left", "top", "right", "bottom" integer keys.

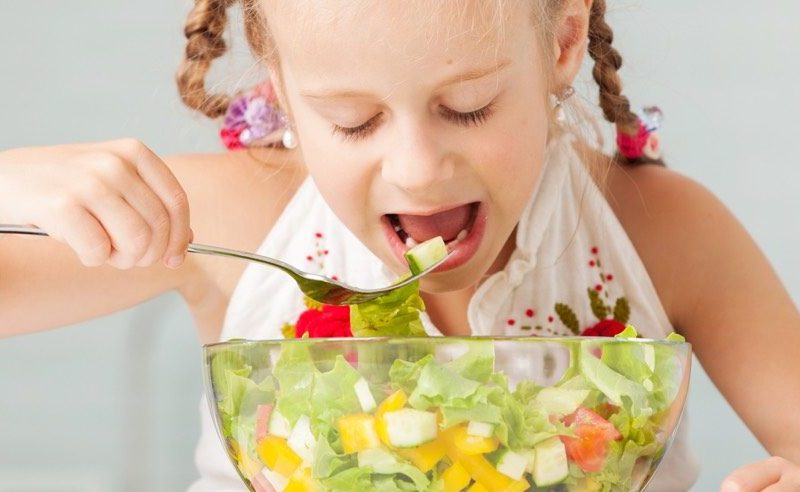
[{"left": 188, "top": 135, "right": 700, "bottom": 491}]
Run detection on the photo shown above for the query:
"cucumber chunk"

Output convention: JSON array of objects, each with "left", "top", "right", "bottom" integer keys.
[
  {"left": 382, "top": 408, "right": 438, "bottom": 448},
  {"left": 467, "top": 421, "right": 495, "bottom": 438},
  {"left": 287, "top": 415, "right": 316, "bottom": 463},
  {"left": 532, "top": 437, "right": 569, "bottom": 487},
  {"left": 404, "top": 236, "right": 447, "bottom": 275},
  {"left": 490, "top": 448, "right": 528, "bottom": 480},
  {"left": 533, "top": 388, "right": 590, "bottom": 416},
  {"left": 354, "top": 377, "right": 377, "bottom": 413},
  {"left": 357, "top": 447, "right": 398, "bottom": 469}
]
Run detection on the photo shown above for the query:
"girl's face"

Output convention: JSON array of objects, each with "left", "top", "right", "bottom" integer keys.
[{"left": 266, "top": 1, "right": 553, "bottom": 292}]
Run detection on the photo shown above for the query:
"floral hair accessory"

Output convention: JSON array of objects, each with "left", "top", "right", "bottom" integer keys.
[
  {"left": 616, "top": 106, "right": 663, "bottom": 161},
  {"left": 220, "top": 81, "right": 288, "bottom": 150}
]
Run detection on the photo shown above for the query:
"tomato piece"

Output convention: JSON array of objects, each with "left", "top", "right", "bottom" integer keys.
[
  {"left": 560, "top": 407, "right": 622, "bottom": 473},
  {"left": 563, "top": 407, "right": 621, "bottom": 441}
]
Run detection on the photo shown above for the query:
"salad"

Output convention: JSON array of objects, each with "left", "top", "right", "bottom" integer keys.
[{"left": 205, "top": 238, "right": 690, "bottom": 491}]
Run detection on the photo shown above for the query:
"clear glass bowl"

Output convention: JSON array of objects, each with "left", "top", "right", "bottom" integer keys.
[{"left": 204, "top": 336, "right": 691, "bottom": 492}]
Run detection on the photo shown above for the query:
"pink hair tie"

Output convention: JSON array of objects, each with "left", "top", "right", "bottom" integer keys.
[{"left": 616, "top": 106, "right": 663, "bottom": 161}]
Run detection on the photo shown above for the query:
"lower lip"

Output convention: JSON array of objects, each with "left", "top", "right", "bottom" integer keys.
[{"left": 381, "top": 203, "right": 488, "bottom": 273}]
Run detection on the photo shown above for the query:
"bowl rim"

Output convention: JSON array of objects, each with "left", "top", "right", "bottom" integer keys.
[{"left": 203, "top": 335, "right": 690, "bottom": 350}]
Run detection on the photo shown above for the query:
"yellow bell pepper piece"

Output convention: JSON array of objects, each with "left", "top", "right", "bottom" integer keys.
[
  {"left": 504, "top": 478, "right": 530, "bottom": 492},
  {"left": 464, "top": 477, "right": 528, "bottom": 492},
  {"left": 375, "top": 390, "right": 408, "bottom": 446},
  {"left": 574, "top": 477, "right": 602, "bottom": 492},
  {"left": 441, "top": 461, "right": 471, "bottom": 492},
  {"left": 337, "top": 413, "right": 381, "bottom": 454},
  {"left": 285, "top": 466, "right": 319, "bottom": 492},
  {"left": 379, "top": 389, "right": 409, "bottom": 412},
  {"left": 396, "top": 437, "right": 447, "bottom": 472},
  {"left": 441, "top": 426, "right": 512, "bottom": 491},
  {"left": 256, "top": 435, "right": 303, "bottom": 477},
  {"left": 453, "top": 425, "right": 500, "bottom": 455},
  {"left": 467, "top": 483, "right": 489, "bottom": 492}
]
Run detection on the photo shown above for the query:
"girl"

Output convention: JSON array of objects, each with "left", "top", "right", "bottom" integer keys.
[{"left": 1, "top": 1, "right": 798, "bottom": 491}]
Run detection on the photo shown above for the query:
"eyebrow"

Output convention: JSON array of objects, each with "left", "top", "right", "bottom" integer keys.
[{"left": 300, "top": 58, "right": 512, "bottom": 100}]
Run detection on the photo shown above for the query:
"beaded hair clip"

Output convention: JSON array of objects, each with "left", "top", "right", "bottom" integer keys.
[
  {"left": 616, "top": 106, "right": 663, "bottom": 161},
  {"left": 219, "top": 81, "right": 289, "bottom": 150}
]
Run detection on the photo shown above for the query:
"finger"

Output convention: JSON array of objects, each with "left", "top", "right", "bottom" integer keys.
[
  {"left": 122, "top": 142, "right": 191, "bottom": 267},
  {"left": 87, "top": 193, "right": 152, "bottom": 270},
  {"left": 119, "top": 178, "right": 171, "bottom": 267},
  {"left": 44, "top": 202, "right": 111, "bottom": 267},
  {"left": 722, "top": 457, "right": 788, "bottom": 492},
  {"left": 763, "top": 479, "right": 800, "bottom": 492}
]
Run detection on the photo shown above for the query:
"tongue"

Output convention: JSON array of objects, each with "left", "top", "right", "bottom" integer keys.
[{"left": 397, "top": 204, "right": 472, "bottom": 242}]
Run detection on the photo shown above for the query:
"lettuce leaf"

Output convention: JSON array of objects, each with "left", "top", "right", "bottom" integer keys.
[
  {"left": 349, "top": 280, "right": 426, "bottom": 337},
  {"left": 322, "top": 466, "right": 376, "bottom": 491},
  {"left": 580, "top": 342, "right": 653, "bottom": 418},
  {"left": 272, "top": 342, "right": 317, "bottom": 425},
  {"left": 310, "top": 356, "right": 365, "bottom": 452},
  {"left": 313, "top": 436, "right": 352, "bottom": 480},
  {"left": 320, "top": 463, "right": 430, "bottom": 492},
  {"left": 210, "top": 350, "right": 276, "bottom": 439},
  {"left": 211, "top": 351, "right": 252, "bottom": 415},
  {"left": 388, "top": 355, "right": 434, "bottom": 394},
  {"left": 408, "top": 361, "right": 482, "bottom": 410},
  {"left": 443, "top": 341, "right": 495, "bottom": 383},
  {"left": 595, "top": 438, "right": 662, "bottom": 491},
  {"left": 492, "top": 387, "right": 566, "bottom": 449},
  {"left": 439, "top": 401, "right": 503, "bottom": 429},
  {"left": 370, "top": 462, "right": 430, "bottom": 490}
]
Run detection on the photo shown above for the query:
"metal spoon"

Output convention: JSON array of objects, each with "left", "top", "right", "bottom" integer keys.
[{"left": 0, "top": 225, "right": 447, "bottom": 305}]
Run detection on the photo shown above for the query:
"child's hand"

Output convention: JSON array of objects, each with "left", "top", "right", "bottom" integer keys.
[
  {"left": 721, "top": 456, "right": 800, "bottom": 491},
  {"left": 0, "top": 139, "right": 192, "bottom": 269}
]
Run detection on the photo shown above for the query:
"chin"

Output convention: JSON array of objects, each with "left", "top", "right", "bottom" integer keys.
[{"left": 416, "top": 250, "right": 498, "bottom": 293}]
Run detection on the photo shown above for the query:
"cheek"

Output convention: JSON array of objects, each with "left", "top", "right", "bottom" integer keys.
[
  {"left": 284, "top": 88, "right": 376, "bottom": 232},
  {"left": 296, "top": 130, "right": 377, "bottom": 236},
  {"left": 474, "top": 98, "right": 550, "bottom": 215}
]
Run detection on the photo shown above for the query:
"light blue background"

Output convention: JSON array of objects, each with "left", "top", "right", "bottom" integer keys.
[{"left": 1, "top": 1, "right": 798, "bottom": 490}]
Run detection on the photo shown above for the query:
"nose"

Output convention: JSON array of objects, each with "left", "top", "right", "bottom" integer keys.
[{"left": 380, "top": 118, "right": 455, "bottom": 194}]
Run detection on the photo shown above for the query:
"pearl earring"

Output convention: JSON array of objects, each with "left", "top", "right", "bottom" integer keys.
[
  {"left": 554, "top": 86, "right": 576, "bottom": 124},
  {"left": 282, "top": 127, "right": 298, "bottom": 149}
]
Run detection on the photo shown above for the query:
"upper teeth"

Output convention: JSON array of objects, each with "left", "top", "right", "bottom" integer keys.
[{"left": 400, "top": 228, "right": 468, "bottom": 250}]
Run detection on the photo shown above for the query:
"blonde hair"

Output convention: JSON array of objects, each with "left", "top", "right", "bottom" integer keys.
[{"left": 176, "top": 0, "right": 658, "bottom": 166}]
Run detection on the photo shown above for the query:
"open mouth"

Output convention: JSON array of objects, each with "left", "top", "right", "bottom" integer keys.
[
  {"left": 382, "top": 202, "right": 486, "bottom": 272},
  {"left": 386, "top": 202, "right": 479, "bottom": 252}
]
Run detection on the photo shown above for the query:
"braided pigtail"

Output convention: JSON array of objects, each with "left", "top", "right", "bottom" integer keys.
[
  {"left": 587, "top": 0, "right": 663, "bottom": 166},
  {"left": 176, "top": 0, "right": 239, "bottom": 118}
]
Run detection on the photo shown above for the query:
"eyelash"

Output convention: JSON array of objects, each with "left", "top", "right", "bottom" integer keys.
[{"left": 331, "top": 103, "right": 496, "bottom": 142}]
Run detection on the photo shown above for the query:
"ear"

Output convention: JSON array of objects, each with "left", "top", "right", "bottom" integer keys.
[
  {"left": 266, "top": 66, "right": 291, "bottom": 114},
  {"left": 551, "top": 0, "right": 592, "bottom": 89}
]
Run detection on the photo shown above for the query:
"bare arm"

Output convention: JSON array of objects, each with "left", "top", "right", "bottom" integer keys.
[
  {"left": 0, "top": 141, "right": 306, "bottom": 341},
  {"left": 608, "top": 164, "right": 800, "bottom": 463},
  {"left": 0, "top": 234, "right": 192, "bottom": 335},
  {"left": 0, "top": 139, "right": 196, "bottom": 337}
]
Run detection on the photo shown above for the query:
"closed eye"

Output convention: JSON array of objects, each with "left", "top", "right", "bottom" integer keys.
[
  {"left": 331, "top": 102, "right": 496, "bottom": 142},
  {"left": 331, "top": 113, "right": 384, "bottom": 142},
  {"left": 439, "top": 102, "right": 495, "bottom": 127}
]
